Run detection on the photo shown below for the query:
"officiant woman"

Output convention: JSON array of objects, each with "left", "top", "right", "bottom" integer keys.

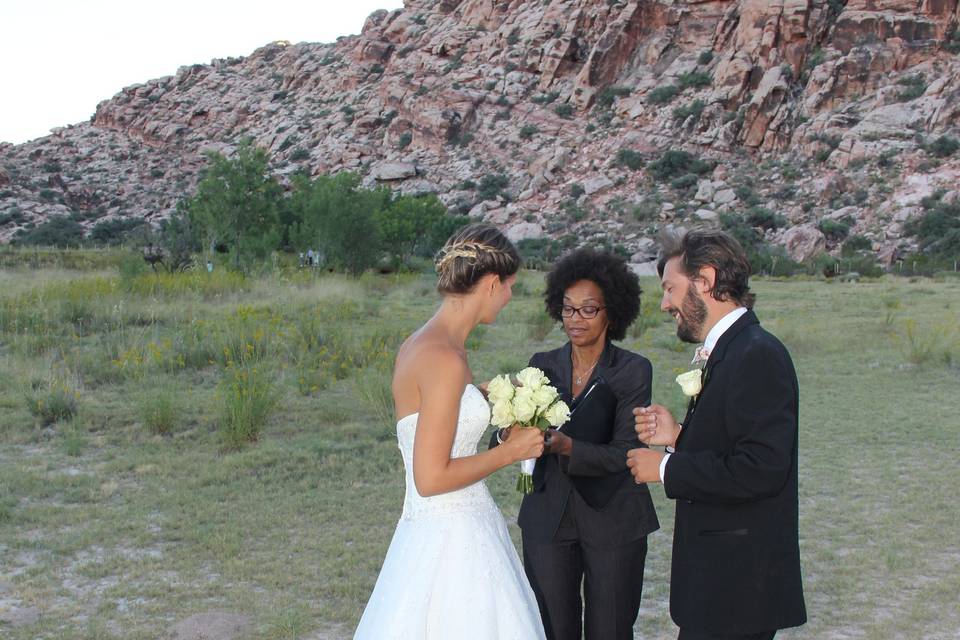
[{"left": 492, "top": 247, "right": 660, "bottom": 640}]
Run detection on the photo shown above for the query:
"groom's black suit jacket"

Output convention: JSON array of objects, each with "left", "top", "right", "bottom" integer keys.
[
  {"left": 492, "top": 341, "right": 659, "bottom": 546},
  {"left": 664, "top": 310, "right": 806, "bottom": 634}
]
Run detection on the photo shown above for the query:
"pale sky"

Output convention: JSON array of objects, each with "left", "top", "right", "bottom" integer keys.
[{"left": 0, "top": 0, "right": 405, "bottom": 145}]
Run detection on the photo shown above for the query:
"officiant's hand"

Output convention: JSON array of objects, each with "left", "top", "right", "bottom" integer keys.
[
  {"left": 633, "top": 405, "right": 680, "bottom": 448},
  {"left": 504, "top": 426, "right": 545, "bottom": 462},
  {"left": 627, "top": 448, "right": 664, "bottom": 484},
  {"left": 543, "top": 428, "right": 573, "bottom": 456}
]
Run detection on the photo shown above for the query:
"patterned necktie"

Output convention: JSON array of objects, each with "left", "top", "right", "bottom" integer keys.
[{"left": 692, "top": 345, "right": 711, "bottom": 367}]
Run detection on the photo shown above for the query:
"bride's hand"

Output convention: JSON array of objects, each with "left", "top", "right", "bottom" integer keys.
[{"left": 505, "top": 426, "right": 545, "bottom": 462}]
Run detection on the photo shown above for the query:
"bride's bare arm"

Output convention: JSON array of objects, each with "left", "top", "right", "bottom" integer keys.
[{"left": 412, "top": 351, "right": 544, "bottom": 497}]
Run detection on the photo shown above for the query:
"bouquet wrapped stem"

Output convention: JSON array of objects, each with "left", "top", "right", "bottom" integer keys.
[{"left": 487, "top": 367, "right": 571, "bottom": 495}]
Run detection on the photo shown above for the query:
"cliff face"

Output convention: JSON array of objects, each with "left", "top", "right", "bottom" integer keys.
[{"left": 2, "top": 0, "right": 959, "bottom": 267}]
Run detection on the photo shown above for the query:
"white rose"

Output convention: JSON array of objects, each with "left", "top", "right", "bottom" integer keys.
[
  {"left": 544, "top": 400, "right": 571, "bottom": 427},
  {"left": 487, "top": 374, "right": 515, "bottom": 405},
  {"left": 512, "top": 387, "right": 538, "bottom": 423},
  {"left": 532, "top": 384, "right": 558, "bottom": 408},
  {"left": 515, "top": 367, "right": 547, "bottom": 391},
  {"left": 490, "top": 399, "right": 517, "bottom": 428},
  {"left": 676, "top": 369, "right": 703, "bottom": 397}
]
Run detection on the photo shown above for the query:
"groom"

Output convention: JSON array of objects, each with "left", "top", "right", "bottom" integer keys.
[{"left": 626, "top": 230, "right": 806, "bottom": 639}]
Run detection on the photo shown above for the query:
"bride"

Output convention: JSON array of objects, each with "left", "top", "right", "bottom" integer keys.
[{"left": 354, "top": 224, "right": 547, "bottom": 639}]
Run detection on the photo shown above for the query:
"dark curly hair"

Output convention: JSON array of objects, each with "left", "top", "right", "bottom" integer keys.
[{"left": 544, "top": 248, "right": 641, "bottom": 342}]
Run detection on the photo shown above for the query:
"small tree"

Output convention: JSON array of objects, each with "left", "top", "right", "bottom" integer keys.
[{"left": 187, "top": 140, "right": 282, "bottom": 270}]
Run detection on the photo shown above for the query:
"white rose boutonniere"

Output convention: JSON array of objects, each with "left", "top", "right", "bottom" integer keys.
[{"left": 676, "top": 368, "right": 703, "bottom": 397}]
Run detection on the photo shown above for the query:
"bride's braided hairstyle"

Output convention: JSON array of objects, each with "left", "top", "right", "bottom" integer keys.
[{"left": 435, "top": 223, "right": 521, "bottom": 294}]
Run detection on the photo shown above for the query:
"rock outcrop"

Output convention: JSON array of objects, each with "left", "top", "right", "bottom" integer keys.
[{"left": 2, "top": 0, "right": 959, "bottom": 265}]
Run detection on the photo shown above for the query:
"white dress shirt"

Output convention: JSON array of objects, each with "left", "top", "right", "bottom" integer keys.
[{"left": 659, "top": 307, "right": 748, "bottom": 482}]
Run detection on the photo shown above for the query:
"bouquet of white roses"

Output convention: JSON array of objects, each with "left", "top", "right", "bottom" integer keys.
[{"left": 487, "top": 366, "right": 571, "bottom": 494}]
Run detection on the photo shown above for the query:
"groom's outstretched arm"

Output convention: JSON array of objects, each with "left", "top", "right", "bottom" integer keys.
[
  {"left": 663, "top": 340, "right": 798, "bottom": 505},
  {"left": 564, "top": 356, "right": 653, "bottom": 477}
]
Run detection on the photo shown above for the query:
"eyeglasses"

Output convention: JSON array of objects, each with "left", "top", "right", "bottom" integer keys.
[{"left": 561, "top": 305, "right": 606, "bottom": 319}]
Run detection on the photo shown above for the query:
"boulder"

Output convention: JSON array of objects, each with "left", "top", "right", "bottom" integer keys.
[
  {"left": 781, "top": 224, "right": 826, "bottom": 262},
  {"left": 505, "top": 222, "right": 545, "bottom": 242},
  {"left": 369, "top": 162, "right": 417, "bottom": 181}
]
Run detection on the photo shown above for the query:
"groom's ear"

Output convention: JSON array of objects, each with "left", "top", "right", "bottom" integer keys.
[{"left": 694, "top": 266, "right": 717, "bottom": 295}]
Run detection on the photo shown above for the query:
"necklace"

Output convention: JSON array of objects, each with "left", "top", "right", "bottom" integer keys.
[{"left": 573, "top": 356, "right": 601, "bottom": 386}]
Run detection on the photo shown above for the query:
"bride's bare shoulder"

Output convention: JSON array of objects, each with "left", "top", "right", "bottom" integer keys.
[{"left": 396, "top": 331, "right": 468, "bottom": 384}]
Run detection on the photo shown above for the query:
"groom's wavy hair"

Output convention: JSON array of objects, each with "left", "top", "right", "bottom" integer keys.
[
  {"left": 657, "top": 229, "right": 756, "bottom": 309},
  {"left": 435, "top": 223, "right": 521, "bottom": 295}
]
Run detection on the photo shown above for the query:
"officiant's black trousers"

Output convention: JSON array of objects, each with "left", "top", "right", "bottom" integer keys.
[
  {"left": 522, "top": 502, "right": 648, "bottom": 640},
  {"left": 677, "top": 630, "right": 776, "bottom": 640}
]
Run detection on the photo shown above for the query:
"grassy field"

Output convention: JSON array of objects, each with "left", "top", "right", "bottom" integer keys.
[{"left": 1, "top": 251, "right": 958, "bottom": 639}]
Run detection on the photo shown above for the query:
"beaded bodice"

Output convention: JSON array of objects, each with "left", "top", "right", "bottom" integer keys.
[{"left": 395, "top": 384, "right": 499, "bottom": 520}]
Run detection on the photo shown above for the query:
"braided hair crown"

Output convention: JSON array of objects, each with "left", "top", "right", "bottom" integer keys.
[{"left": 434, "top": 223, "right": 521, "bottom": 294}]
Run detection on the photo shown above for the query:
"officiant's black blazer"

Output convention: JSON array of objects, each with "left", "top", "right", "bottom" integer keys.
[
  {"left": 492, "top": 341, "right": 659, "bottom": 546},
  {"left": 664, "top": 310, "right": 806, "bottom": 634}
]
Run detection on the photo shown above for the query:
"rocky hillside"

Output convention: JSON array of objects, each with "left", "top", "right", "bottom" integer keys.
[{"left": 2, "top": 0, "right": 959, "bottom": 269}]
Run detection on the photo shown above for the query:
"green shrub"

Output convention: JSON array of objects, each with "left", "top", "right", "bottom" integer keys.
[
  {"left": 140, "top": 389, "right": 179, "bottom": 435},
  {"left": 569, "top": 183, "right": 585, "bottom": 198},
  {"left": 595, "top": 86, "right": 631, "bottom": 110},
  {"left": 397, "top": 132, "right": 412, "bottom": 149},
  {"left": 26, "top": 383, "right": 79, "bottom": 426},
  {"left": 903, "top": 198, "right": 960, "bottom": 259},
  {"left": 677, "top": 71, "right": 712, "bottom": 89},
  {"left": 218, "top": 363, "right": 278, "bottom": 449},
  {"left": 289, "top": 147, "right": 310, "bottom": 161},
  {"left": 945, "top": 29, "right": 960, "bottom": 54},
  {"left": 554, "top": 103, "right": 574, "bottom": 119},
  {"left": 647, "top": 150, "right": 714, "bottom": 181},
  {"left": 515, "top": 236, "right": 576, "bottom": 271},
  {"left": 477, "top": 173, "right": 510, "bottom": 201},
  {"left": 672, "top": 100, "right": 705, "bottom": 123},
  {"left": 12, "top": 216, "right": 85, "bottom": 248},
  {"left": 647, "top": 85, "right": 680, "bottom": 105},
  {"left": 745, "top": 206, "right": 786, "bottom": 230},
  {"left": 926, "top": 136, "right": 960, "bottom": 158},
  {"left": 519, "top": 124, "right": 540, "bottom": 139},
  {"left": 532, "top": 91, "right": 560, "bottom": 104},
  {"left": 896, "top": 74, "right": 926, "bottom": 101},
  {"left": 819, "top": 218, "right": 851, "bottom": 241},
  {"left": 698, "top": 50, "right": 714, "bottom": 65},
  {"left": 88, "top": 217, "right": 147, "bottom": 246},
  {"left": 670, "top": 173, "right": 699, "bottom": 193},
  {"left": 524, "top": 307, "right": 555, "bottom": 341},
  {"left": 616, "top": 148, "right": 645, "bottom": 171}
]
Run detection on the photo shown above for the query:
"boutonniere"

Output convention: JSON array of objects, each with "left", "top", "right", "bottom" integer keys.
[{"left": 676, "top": 368, "right": 703, "bottom": 397}]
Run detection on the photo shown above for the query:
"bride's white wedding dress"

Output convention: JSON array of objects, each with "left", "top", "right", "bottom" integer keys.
[{"left": 354, "top": 384, "right": 545, "bottom": 639}]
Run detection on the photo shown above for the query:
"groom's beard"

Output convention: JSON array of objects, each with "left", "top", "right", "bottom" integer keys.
[{"left": 675, "top": 287, "right": 708, "bottom": 343}]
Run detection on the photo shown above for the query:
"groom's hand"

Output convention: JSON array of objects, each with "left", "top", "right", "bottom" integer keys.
[
  {"left": 627, "top": 448, "right": 664, "bottom": 484},
  {"left": 633, "top": 405, "right": 680, "bottom": 448}
]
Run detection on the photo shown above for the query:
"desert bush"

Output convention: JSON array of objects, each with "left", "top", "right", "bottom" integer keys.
[
  {"left": 12, "top": 216, "right": 85, "bottom": 248},
  {"left": 140, "top": 387, "right": 179, "bottom": 435},
  {"left": 647, "top": 150, "right": 714, "bottom": 181},
  {"left": 673, "top": 100, "right": 705, "bottom": 123},
  {"left": 595, "top": 86, "right": 631, "bottom": 110},
  {"left": 819, "top": 218, "right": 851, "bottom": 241},
  {"left": 397, "top": 132, "right": 412, "bottom": 149},
  {"left": 554, "top": 103, "right": 574, "bottom": 119},
  {"left": 896, "top": 74, "right": 926, "bottom": 101},
  {"left": 925, "top": 136, "right": 960, "bottom": 158},
  {"left": 616, "top": 149, "right": 645, "bottom": 171},
  {"left": 745, "top": 206, "right": 786, "bottom": 230},
  {"left": 647, "top": 85, "right": 679, "bottom": 105},
  {"left": 88, "top": 217, "right": 147, "bottom": 246},
  {"left": 677, "top": 71, "right": 712, "bottom": 89},
  {"left": 25, "top": 381, "right": 79, "bottom": 426},
  {"left": 218, "top": 362, "right": 278, "bottom": 449},
  {"left": 698, "top": 50, "right": 714, "bottom": 65},
  {"left": 519, "top": 124, "right": 540, "bottom": 140},
  {"left": 477, "top": 173, "right": 510, "bottom": 201},
  {"left": 524, "top": 307, "right": 556, "bottom": 341}
]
